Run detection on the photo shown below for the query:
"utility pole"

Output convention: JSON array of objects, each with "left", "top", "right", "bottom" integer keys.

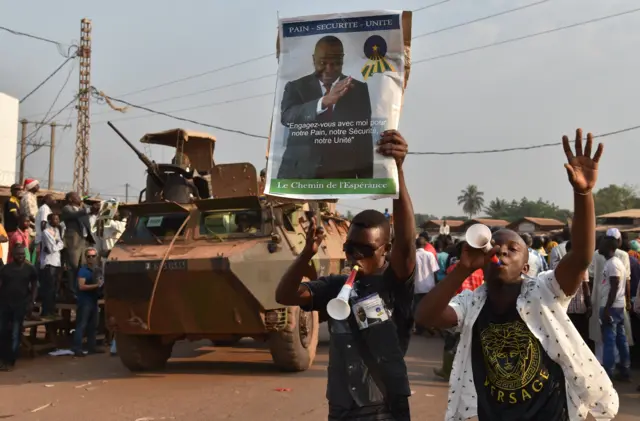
[
  {"left": 19, "top": 119, "right": 27, "bottom": 183},
  {"left": 74, "top": 18, "right": 92, "bottom": 195},
  {"left": 17, "top": 120, "right": 71, "bottom": 189},
  {"left": 125, "top": 183, "right": 129, "bottom": 202},
  {"left": 49, "top": 123, "right": 56, "bottom": 190},
  {"left": 46, "top": 122, "right": 71, "bottom": 189}
]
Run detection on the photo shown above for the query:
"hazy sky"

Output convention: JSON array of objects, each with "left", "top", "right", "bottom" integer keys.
[{"left": 2, "top": 0, "right": 639, "bottom": 217}]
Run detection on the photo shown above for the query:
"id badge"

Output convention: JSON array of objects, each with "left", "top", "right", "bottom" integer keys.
[{"left": 351, "top": 293, "right": 389, "bottom": 330}]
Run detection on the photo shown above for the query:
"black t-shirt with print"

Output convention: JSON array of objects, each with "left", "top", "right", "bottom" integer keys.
[{"left": 471, "top": 300, "right": 568, "bottom": 421}]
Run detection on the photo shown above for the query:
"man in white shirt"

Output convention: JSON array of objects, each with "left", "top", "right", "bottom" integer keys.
[
  {"left": 589, "top": 229, "right": 633, "bottom": 364},
  {"left": 34, "top": 194, "right": 55, "bottom": 260},
  {"left": 415, "top": 130, "right": 618, "bottom": 420},
  {"left": 413, "top": 236, "right": 439, "bottom": 334},
  {"left": 439, "top": 220, "right": 450, "bottom": 236},
  {"left": 40, "top": 213, "right": 64, "bottom": 319},
  {"left": 598, "top": 236, "right": 631, "bottom": 381}
]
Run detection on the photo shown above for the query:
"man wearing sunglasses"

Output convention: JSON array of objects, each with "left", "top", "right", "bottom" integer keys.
[
  {"left": 276, "top": 130, "right": 416, "bottom": 421},
  {"left": 72, "top": 247, "right": 105, "bottom": 357}
]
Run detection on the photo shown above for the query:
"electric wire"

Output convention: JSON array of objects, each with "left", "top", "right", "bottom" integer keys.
[
  {"left": 19, "top": 56, "right": 75, "bottom": 103},
  {"left": 413, "top": 6, "right": 640, "bottom": 64},
  {"left": 112, "top": 0, "right": 452, "bottom": 98}
]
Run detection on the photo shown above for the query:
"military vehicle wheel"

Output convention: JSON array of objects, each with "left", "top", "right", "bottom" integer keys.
[
  {"left": 268, "top": 306, "right": 319, "bottom": 372},
  {"left": 117, "top": 334, "right": 174, "bottom": 372}
]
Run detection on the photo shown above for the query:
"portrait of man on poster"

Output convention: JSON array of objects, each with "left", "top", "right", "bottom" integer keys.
[{"left": 277, "top": 35, "right": 374, "bottom": 180}]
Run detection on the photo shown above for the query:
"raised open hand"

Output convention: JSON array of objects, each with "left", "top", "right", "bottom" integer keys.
[{"left": 562, "top": 128, "right": 603, "bottom": 194}]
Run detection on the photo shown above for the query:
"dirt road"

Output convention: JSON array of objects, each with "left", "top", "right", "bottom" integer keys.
[{"left": 0, "top": 332, "right": 639, "bottom": 420}]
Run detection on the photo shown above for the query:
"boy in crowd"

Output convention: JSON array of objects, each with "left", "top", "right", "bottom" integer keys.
[
  {"left": 416, "top": 129, "right": 618, "bottom": 420},
  {"left": 275, "top": 130, "right": 416, "bottom": 420}
]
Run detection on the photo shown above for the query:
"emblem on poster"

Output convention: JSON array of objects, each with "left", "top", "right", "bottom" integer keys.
[{"left": 361, "top": 35, "right": 396, "bottom": 81}]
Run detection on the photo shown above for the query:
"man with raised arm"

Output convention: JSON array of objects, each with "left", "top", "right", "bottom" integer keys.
[
  {"left": 416, "top": 129, "right": 618, "bottom": 421},
  {"left": 275, "top": 130, "right": 416, "bottom": 421}
]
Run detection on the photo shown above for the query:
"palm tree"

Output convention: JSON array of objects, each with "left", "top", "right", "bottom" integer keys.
[
  {"left": 484, "top": 198, "right": 510, "bottom": 219},
  {"left": 457, "top": 185, "right": 485, "bottom": 219}
]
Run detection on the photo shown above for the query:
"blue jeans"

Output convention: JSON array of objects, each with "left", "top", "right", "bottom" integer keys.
[
  {"left": 600, "top": 307, "right": 630, "bottom": 378},
  {"left": 0, "top": 305, "right": 26, "bottom": 365},
  {"left": 73, "top": 295, "right": 99, "bottom": 352}
]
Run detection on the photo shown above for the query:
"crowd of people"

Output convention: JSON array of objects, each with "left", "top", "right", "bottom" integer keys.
[
  {"left": 0, "top": 127, "right": 635, "bottom": 420},
  {"left": 412, "top": 222, "right": 640, "bottom": 391},
  {"left": 0, "top": 179, "right": 128, "bottom": 371},
  {"left": 276, "top": 128, "right": 628, "bottom": 420}
]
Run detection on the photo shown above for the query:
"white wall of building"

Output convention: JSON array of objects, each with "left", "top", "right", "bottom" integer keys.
[
  {"left": 0, "top": 92, "right": 18, "bottom": 185},
  {"left": 0, "top": 92, "right": 19, "bottom": 263}
]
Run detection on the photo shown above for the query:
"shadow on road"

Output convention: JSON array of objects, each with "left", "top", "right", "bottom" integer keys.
[{"left": 0, "top": 339, "right": 331, "bottom": 386}]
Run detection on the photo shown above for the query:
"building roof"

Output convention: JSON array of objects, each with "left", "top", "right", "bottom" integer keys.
[
  {"left": 423, "top": 219, "right": 465, "bottom": 227},
  {"left": 596, "top": 224, "right": 640, "bottom": 233},
  {"left": 0, "top": 185, "right": 102, "bottom": 203},
  {"left": 508, "top": 217, "right": 565, "bottom": 228},
  {"left": 0, "top": 185, "right": 66, "bottom": 201},
  {"left": 598, "top": 209, "right": 640, "bottom": 219},
  {"left": 465, "top": 218, "right": 509, "bottom": 227}
]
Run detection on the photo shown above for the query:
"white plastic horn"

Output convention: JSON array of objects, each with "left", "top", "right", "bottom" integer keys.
[
  {"left": 326, "top": 265, "right": 359, "bottom": 321},
  {"left": 465, "top": 223, "right": 493, "bottom": 251},
  {"left": 326, "top": 284, "right": 353, "bottom": 320},
  {"left": 465, "top": 224, "right": 501, "bottom": 265}
]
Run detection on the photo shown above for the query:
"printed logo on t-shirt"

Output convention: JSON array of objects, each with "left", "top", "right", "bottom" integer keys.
[{"left": 480, "top": 319, "right": 551, "bottom": 404}]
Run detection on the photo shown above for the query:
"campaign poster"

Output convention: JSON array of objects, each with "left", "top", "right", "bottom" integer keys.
[{"left": 264, "top": 10, "right": 406, "bottom": 200}]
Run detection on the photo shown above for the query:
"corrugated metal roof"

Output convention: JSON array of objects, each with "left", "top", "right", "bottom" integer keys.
[
  {"left": 519, "top": 217, "right": 565, "bottom": 226},
  {"left": 598, "top": 209, "right": 640, "bottom": 218},
  {"left": 424, "top": 219, "right": 465, "bottom": 227},
  {"left": 468, "top": 218, "right": 509, "bottom": 227}
]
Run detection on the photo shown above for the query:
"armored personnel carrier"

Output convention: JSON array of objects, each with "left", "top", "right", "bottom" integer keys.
[{"left": 104, "top": 123, "right": 349, "bottom": 372}]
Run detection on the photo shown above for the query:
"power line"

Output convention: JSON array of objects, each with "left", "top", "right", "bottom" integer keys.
[
  {"left": 92, "top": 73, "right": 276, "bottom": 117},
  {"left": 89, "top": 6, "right": 640, "bottom": 137},
  {"left": 0, "top": 25, "right": 67, "bottom": 47},
  {"left": 112, "top": 0, "right": 451, "bottom": 99},
  {"left": 29, "top": 61, "right": 76, "bottom": 136},
  {"left": 91, "top": 1, "right": 551, "bottom": 114},
  {"left": 61, "top": 5, "right": 640, "bottom": 145},
  {"left": 19, "top": 56, "right": 75, "bottom": 103},
  {"left": 408, "top": 124, "right": 640, "bottom": 156},
  {"left": 94, "top": 90, "right": 267, "bottom": 139},
  {"left": 23, "top": 0, "right": 546, "bottom": 118},
  {"left": 116, "top": 53, "right": 274, "bottom": 98},
  {"left": 413, "top": 0, "right": 452, "bottom": 13},
  {"left": 413, "top": 6, "right": 640, "bottom": 64},
  {"left": 93, "top": 92, "right": 273, "bottom": 124},
  {"left": 413, "top": 0, "right": 552, "bottom": 39},
  {"left": 23, "top": 96, "right": 78, "bottom": 140}
]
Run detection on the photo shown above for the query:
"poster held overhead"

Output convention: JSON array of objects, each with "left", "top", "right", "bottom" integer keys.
[{"left": 265, "top": 10, "right": 412, "bottom": 200}]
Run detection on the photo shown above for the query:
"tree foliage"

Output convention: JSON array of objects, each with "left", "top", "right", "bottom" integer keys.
[
  {"left": 457, "top": 185, "right": 485, "bottom": 218},
  {"left": 593, "top": 184, "right": 640, "bottom": 216},
  {"left": 484, "top": 197, "right": 571, "bottom": 222}
]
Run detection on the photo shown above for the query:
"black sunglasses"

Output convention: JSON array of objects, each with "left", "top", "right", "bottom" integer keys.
[
  {"left": 343, "top": 241, "right": 381, "bottom": 259},
  {"left": 86, "top": 254, "right": 97, "bottom": 258}
]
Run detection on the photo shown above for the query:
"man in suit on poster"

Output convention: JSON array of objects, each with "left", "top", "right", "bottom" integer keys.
[{"left": 277, "top": 35, "right": 374, "bottom": 180}]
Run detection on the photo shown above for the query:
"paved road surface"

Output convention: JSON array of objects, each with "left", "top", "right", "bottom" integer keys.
[{"left": 0, "top": 332, "right": 639, "bottom": 420}]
